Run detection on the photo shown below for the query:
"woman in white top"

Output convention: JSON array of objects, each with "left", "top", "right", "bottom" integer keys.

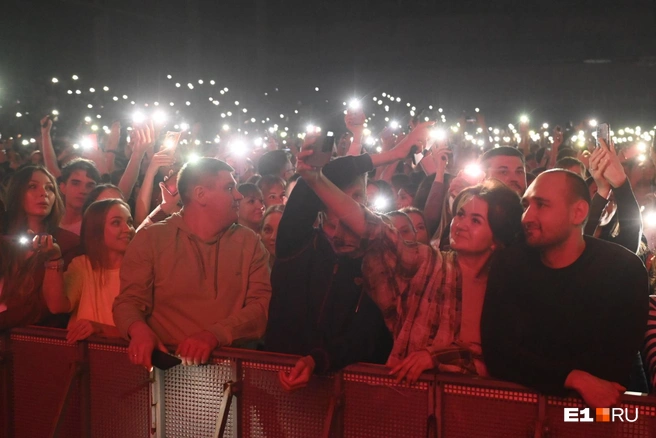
[{"left": 43, "top": 198, "right": 135, "bottom": 342}]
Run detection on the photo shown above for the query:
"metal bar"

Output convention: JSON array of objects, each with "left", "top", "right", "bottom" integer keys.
[
  {"left": 213, "top": 381, "right": 239, "bottom": 438},
  {"left": 0, "top": 333, "right": 13, "bottom": 438},
  {"left": 435, "top": 377, "right": 444, "bottom": 438},
  {"left": 234, "top": 359, "right": 242, "bottom": 438},
  {"left": 77, "top": 342, "right": 91, "bottom": 438},
  {"left": 534, "top": 393, "right": 547, "bottom": 438},
  {"left": 152, "top": 368, "right": 165, "bottom": 438},
  {"left": 321, "top": 371, "right": 344, "bottom": 438},
  {"left": 50, "top": 361, "right": 85, "bottom": 438},
  {"left": 426, "top": 375, "right": 437, "bottom": 438}
]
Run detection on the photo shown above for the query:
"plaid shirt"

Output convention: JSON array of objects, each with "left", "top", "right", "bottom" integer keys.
[{"left": 361, "top": 208, "right": 484, "bottom": 375}]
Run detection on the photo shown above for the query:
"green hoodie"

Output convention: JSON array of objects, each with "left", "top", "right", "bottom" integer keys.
[{"left": 113, "top": 212, "right": 271, "bottom": 346}]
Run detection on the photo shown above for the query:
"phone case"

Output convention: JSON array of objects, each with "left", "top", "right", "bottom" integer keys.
[{"left": 151, "top": 349, "right": 182, "bottom": 370}]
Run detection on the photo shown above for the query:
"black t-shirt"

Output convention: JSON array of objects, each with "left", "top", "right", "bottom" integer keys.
[{"left": 481, "top": 236, "right": 649, "bottom": 395}]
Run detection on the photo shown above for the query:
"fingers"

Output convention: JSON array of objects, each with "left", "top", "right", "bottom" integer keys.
[
  {"left": 66, "top": 321, "right": 92, "bottom": 343},
  {"left": 279, "top": 366, "right": 311, "bottom": 392},
  {"left": 390, "top": 356, "right": 415, "bottom": 384},
  {"left": 176, "top": 340, "right": 210, "bottom": 366},
  {"left": 128, "top": 340, "right": 154, "bottom": 370}
]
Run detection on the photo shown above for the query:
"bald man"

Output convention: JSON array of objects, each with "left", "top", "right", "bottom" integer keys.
[{"left": 481, "top": 169, "right": 648, "bottom": 408}]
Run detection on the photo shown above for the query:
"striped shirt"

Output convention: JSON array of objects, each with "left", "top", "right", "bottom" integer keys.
[
  {"left": 643, "top": 295, "right": 656, "bottom": 390},
  {"left": 361, "top": 208, "right": 484, "bottom": 375}
]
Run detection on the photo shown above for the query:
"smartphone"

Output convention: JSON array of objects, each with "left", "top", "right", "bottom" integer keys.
[
  {"left": 304, "top": 131, "right": 334, "bottom": 167},
  {"left": 596, "top": 123, "right": 610, "bottom": 148},
  {"left": 163, "top": 131, "right": 182, "bottom": 154},
  {"left": 418, "top": 151, "right": 438, "bottom": 175},
  {"left": 163, "top": 171, "right": 179, "bottom": 197},
  {"left": 151, "top": 349, "right": 182, "bottom": 370}
]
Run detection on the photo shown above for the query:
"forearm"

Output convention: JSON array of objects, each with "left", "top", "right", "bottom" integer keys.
[
  {"left": 346, "top": 131, "right": 363, "bottom": 156},
  {"left": 105, "top": 152, "right": 116, "bottom": 173},
  {"left": 42, "top": 270, "right": 72, "bottom": 314},
  {"left": 583, "top": 194, "right": 608, "bottom": 236},
  {"left": 423, "top": 181, "right": 446, "bottom": 237},
  {"left": 135, "top": 170, "right": 157, "bottom": 225},
  {"left": 275, "top": 179, "right": 322, "bottom": 257},
  {"left": 118, "top": 152, "right": 146, "bottom": 199},
  {"left": 306, "top": 172, "right": 368, "bottom": 237},
  {"left": 41, "top": 131, "right": 61, "bottom": 178},
  {"left": 613, "top": 180, "right": 642, "bottom": 253},
  {"left": 378, "top": 163, "right": 397, "bottom": 184}
]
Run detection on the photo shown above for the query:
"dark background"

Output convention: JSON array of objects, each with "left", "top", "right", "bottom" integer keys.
[{"left": 2, "top": 0, "right": 656, "bottom": 136}]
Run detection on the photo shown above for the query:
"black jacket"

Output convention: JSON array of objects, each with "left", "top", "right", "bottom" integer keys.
[{"left": 264, "top": 155, "right": 392, "bottom": 372}]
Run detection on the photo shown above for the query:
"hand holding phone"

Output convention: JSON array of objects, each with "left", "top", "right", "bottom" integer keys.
[
  {"left": 304, "top": 132, "right": 334, "bottom": 168},
  {"left": 163, "top": 170, "right": 179, "bottom": 197},
  {"left": 596, "top": 123, "right": 610, "bottom": 148}
]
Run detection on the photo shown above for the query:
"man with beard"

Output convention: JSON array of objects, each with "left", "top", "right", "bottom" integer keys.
[
  {"left": 114, "top": 158, "right": 272, "bottom": 369},
  {"left": 266, "top": 126, "right": 432, "bottom": 391},
  {"left": 481, "top": 169, "right": 648, "bottom": 407}
]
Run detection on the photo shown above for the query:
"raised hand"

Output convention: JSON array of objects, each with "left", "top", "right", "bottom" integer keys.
[
  {"left": 146, "top": 150, "right": 176, "bottom": 176},
  {"left": 40, "top": 115, "right": 53, "bottom": 133},
  {"left": 345, "top": 107, "right": 366, "bottom": 134},
  {"left": 132, "top": 121, "right": 156, "bottom": 156},
  {"left": 29, "top": 232, "right": 61, "bottom": 261},
  {"left": 588, "top": 146, "right": 611, "bottom": 198},
  {"left": 598, "top": 138, "right": 627, "bottom": 188}
]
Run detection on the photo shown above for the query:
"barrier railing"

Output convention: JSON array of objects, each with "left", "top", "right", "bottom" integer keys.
[{"left": 1, "top": 327, "right": 655, "bottom": 438}]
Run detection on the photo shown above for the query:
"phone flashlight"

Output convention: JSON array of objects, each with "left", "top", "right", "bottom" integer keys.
[
  {"left": 430, "top": 128, "right": 447, "bottom": 141},
  {"left": 132, "top": 112, "right": 146, "bottom": 124},
  {"left": 390, "top": 121, "right": 399, "bottom": 130},
  {"left": 373, "top": 196, "right": 390, "bottom": 211},
  {"left": 230, "top": 140, "right": 247, "bottom": 157},
  {"left": 645, "top": 211, "right": 656, "bottom": 228},
  {"left": 81, "top": 137, "right": 93, "bottom": 150},
  {"left": 18, "top": 236, "right": 30, "bottom": 246},
  {"left": 464, "top": 163, "right": 484, "bottom": 179},
  {"left": 152, "top": 110, "right": 167, "bottom": 124},
  {"left": 349, "top": 99, "right": 361, "bottom": 110},
  {"left": 520, "top": 115, "right": 529, "bottom": 124}
]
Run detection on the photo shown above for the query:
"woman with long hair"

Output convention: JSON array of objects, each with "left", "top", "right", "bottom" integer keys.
[
  {"left": 42, "top": 199, "right": 135, "bottom": 342},
  {"left": 296, "top": 151, "right": 523, "bottom": 383},
  {"left": 0, "top": 166, "right": 80, "bottom": 330},
  {"left": 260, "top": 204, "right": 285, "bottom": 268}
]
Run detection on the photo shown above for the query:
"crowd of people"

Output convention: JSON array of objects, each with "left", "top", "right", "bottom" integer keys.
[{"left": 1, "top": 100, "right": 656, "bottom": 409}]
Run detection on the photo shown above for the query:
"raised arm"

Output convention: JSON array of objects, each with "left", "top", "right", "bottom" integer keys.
[
  {"left": 118, "top": 122, "right": 154, "bottom": 200},
  {"left": 299, "top": 124, "right": 433, "bottom": 237},
  {"left": 134, "top": 150, "right": 175, "bottom": 225},
  {"left": 40, "top": 116, "right": 61, "bottom": 178},
  {"left": 345, "top": 106, "right": 366, "bottom": 156}
]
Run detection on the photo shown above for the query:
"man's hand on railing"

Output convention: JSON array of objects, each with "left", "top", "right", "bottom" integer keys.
[
  {"left": 175, "top": 330, "right": 219, "bottom": 366},
  {"left": 127, "top": 321, "right": 167, "bottom": 371},
  {"left": 279, "top": 355, "right": 315, "bottom": 392},
  {"left": 565, "top": 370, "right": 625, "bottom": 408},
  {"left": 389, "top": 350, "right": 432, "bottom": 384}
]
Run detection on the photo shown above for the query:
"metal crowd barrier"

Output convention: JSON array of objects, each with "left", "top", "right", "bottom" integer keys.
[{"left": 1, "top": 327, "right": 655, "bottom": 438}]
